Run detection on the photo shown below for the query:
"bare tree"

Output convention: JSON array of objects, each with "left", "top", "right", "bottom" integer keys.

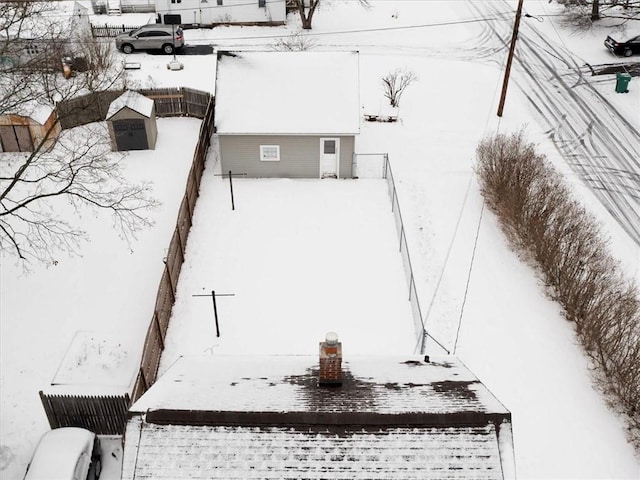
[
  {"left": 592, "top": 0, "right": 601, "bottom": 20},
  {"left": 269, "top": 30, "right": 317, "bottom": 51},
  {"left": 0, "top": 3, "right": 159, "bottom": 267},
  {"left": 290, "top": 0, "right": 321, "bottom": 30},
  {"left": 381, "top": 68, "right": 417, "bottom": 108},
  {"left": 0, "top": 1, "right": 58, "bottom": 115},
  {"left": 555, "top": 0, "right": 640, "bottom": 26},
  {"left": 289, "top": 0, "right": 370, "bottom": 30}
]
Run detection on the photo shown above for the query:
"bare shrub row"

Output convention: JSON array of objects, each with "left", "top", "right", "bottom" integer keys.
[{"left": 475, "top": 130, "right": 640, "bottom": 451}]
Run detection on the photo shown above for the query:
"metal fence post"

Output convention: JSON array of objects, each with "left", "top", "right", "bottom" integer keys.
[{"left": 383, "top": 153, "right": 388, "bottom": 179}]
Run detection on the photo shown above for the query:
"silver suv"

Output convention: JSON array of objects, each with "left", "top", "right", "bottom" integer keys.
[{"left": 115, "top": 24, "right": 184, "bottom": 54}]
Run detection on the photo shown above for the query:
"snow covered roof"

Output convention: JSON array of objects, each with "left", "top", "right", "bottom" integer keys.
[
  {"left": 1, "top": 99, "right": 55, "bottom": 125},
  {"left": 45, "top": 330, "right": 138, "bottom": 395},
  {"left": 130, "top": 355, "right": 510, "bottom": 416},
  {"left": 106, "top": 90, "right": 154, "bottom": 119},
  {"left": 123, "top": 355, "right": 513, "bottom": 479},
  {"left": 214, "top": 51, "right": 361, "bottom": 135},
  {"left": 122, "top": 418, "right": 506, "bottom": 480},
  {"left": 27, "top": 103, "right": 55, "bottom": 125}
]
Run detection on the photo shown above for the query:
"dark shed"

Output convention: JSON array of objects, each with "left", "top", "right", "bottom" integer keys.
[{"left": 106, "top": 91, "right": 157, "bottom": 151}]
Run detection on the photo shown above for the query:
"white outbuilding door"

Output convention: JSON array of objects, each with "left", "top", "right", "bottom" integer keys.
[{"left": 320, "top": 138, "right": 339, "bottom": 178}]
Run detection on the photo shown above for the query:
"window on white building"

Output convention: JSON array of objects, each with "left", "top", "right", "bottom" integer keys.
[{"left": 260, "top": 145, "right": 280, "bottom": 161}]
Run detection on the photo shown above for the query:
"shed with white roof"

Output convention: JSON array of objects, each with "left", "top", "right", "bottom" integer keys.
[
  {"left": 214, "top": 51, "right": 361, "bottom": 178},
  {"left": 0, "top": 102, "right": 59, "bottom": 152},
  {"left": 106, "top": 91, "right": 157, "bottom": 151}
]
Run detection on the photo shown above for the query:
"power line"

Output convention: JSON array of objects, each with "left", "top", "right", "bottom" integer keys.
[
  {"left": 172, "top": 14, "right": 513, "bottom": 42},
  {"left": 422, "top": 172, "right": 474, "bottom": 335},
  {"left": 453, "top": 199, "right": 484, "bottom": 355},
  {"left": 20, "top": 11, "right": 512, "bottom": 46}
]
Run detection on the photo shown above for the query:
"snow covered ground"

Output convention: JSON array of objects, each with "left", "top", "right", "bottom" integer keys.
[
  {"left": 1, "top": 1, "right": 639, "bottom": 479},
  {"left": 0, "top": 118, "right": 201, "bottom": 479},
  {"left": 158, "top": 177, "right": 417, "bottom": 370}
]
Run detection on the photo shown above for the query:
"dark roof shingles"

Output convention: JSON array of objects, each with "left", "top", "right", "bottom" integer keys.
[{"left": 131, "top": 423, "right": 503, "bottom": 480}]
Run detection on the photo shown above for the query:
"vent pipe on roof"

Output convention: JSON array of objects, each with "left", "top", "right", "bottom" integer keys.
[{"left": 319, "top": 332, "right": 342, "bottom": 387}]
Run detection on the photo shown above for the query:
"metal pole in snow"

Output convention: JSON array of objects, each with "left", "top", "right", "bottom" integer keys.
[
  {"left": 212, "top": 290, "right": 220, "bottom": 337},
  {"left": 229, "top": 171, "right": 234, "bottom": 211},
  {"left": 214, "top": 172, "right": 246, "bottom": 210},
  {"left": 192, "top": 291, "right": 235, "bottom": 338}
]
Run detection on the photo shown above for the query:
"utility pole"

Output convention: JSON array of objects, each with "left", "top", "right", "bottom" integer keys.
[{"left": 497, "top": 0, "right": 524, "bottom": 117}]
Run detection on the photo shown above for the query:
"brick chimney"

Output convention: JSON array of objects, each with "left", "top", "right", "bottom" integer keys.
[{"left": 319, "top": 332, "right": 342, "bottom": 386}]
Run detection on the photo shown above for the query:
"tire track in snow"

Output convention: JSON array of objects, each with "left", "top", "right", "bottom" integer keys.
[{"left": 468, "top": 0, "right": 640, "bottom": 245}]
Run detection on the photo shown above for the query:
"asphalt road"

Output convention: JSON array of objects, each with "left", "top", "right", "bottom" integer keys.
[
  {"left": 145, "top": 44, "right": 215, "bottom": 55},
  {"left": 469, "top": 0, "right": 640, "bottom": 247}
]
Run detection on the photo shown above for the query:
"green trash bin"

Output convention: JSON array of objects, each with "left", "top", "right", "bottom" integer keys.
[{"left": 615, "top": 72, "right": 631, "bottom": 93}]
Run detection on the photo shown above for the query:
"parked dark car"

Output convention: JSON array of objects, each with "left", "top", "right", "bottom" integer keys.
[
  {"left": 24, "top": 427, "right": 101, "bottom": 480},
  {"left": 115, "top": 24, "right": 184, "bottom": 54},
  {"left": 605, "top": 33, "right": 640, "bottom": 57}
]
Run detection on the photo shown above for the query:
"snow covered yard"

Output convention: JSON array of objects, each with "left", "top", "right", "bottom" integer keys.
[
  {"left": 0, "top": 118, "right": 202, "bottom": 479},
  {"left": 158, "top": 175, "right": 417, "bottom": 373},
  {"left": 1, "top": 1, "right": 639, "bottom": 479}
]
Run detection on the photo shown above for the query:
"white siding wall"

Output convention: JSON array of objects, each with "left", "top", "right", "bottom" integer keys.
[{"left": 156, "top": 0, "right": 286, "bottom": 25}]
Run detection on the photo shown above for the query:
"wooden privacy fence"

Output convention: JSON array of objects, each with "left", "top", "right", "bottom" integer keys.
[
  {"left": 150, "top": 87, "right": 211, "bottom": 118},
  {"left": 57, "top": 87, "right": 211, "bottom": 129},
  {"left": 132, "top": 97, "right": 215, "bottom": 402},
  {"left": 40, "top": 96, "right": 215, "bottom": 432},
  {"left": 39, "top": 392, "right": 130, "bottom": 435},
  {"left": 57, "top": 90, "right": 120, "bottom": 129}
]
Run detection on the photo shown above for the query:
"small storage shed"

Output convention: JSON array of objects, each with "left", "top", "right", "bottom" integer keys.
[
  {"left": 106, "top": 91, "right": 157, "bottom": 151},
  {"left": 214, "top": 51, "right": 361, "bottom": 179},
  {"left": 0, "top": 103, "right": 59, "bottom": 152}
]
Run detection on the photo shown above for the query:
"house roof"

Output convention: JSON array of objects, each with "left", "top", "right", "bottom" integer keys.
[
  {"left": 123, "top": 355, "right": 514, "bottom": 479},
  {"left": 0, "top": 99, "right": 55, "bottom": 125},
  {"left": 130, "top": 355, "right": 510, "bottom": 418},
  {"left": 214, "top": 51, "right": 361, "bottom": 136},
  {"left": 122, "top": 417, "right": 506, "bottom": 480},
  {"left": 42, "top": 330, "right": 138, "bottom": 396},
  {"left": 106, "top": 91, "right": 154, "bottom": 120}
]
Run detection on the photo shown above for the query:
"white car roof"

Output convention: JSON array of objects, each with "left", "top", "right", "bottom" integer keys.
[{"left": 24, "top": 428, "right": 95, "bottom": 480}]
